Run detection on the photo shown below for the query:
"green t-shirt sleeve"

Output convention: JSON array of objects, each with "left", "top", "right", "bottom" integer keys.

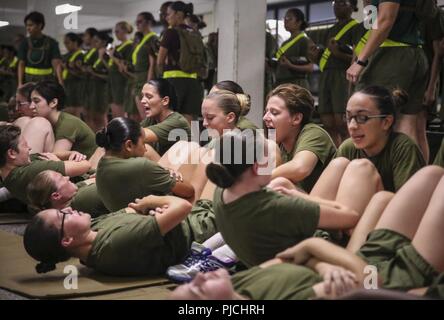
[
  {"left": 295, "top": 127, "right": 336, "bottom": 166},
  {"left": 433, "top": 140, "right": 444, "bottom": 168},
  {"left": 147, "top": 114, "right": 188, "bottom": 144},
  {"left": 335, "top": 139, "right": 355, "bottom": 159},
  {"left": 142, "top": 159, "right": 176, "bottom": 194},
  {"left": 391, "top": 136, "right": 426, "bottom": 191},
  {"left": 55, "top": 118, "right": 78, "bottom": 143},
  {"left": 30, "top": 160, "right": 66, "bottom": 176},
  {"left": 273, "top": 193, "right": 320, "bottom": 238}
]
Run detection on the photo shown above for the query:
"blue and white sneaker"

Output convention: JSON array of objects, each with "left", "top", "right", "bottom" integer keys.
[{"left": 166, "top": 242, "right": 235, "bottom": 283}]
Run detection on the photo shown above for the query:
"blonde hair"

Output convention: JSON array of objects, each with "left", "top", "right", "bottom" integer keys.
[
  {"left": 116, "top": 21, "right": 133, "bottom": 34},
  {"left": 27, "top": 170, "right": 57, "bottom": 212},
  {"left": 205, "top": 90, "right": 251, "bottom": 122}
]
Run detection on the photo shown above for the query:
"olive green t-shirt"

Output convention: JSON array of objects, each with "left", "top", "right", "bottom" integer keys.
[
  {"left": 232, "top": 263, "right": 321, "bottom": 300},
  {"left": 237, "top": 117, "right": 258, "bottom": 131},
  {"left": 71, "top": 182, "right": 108, "bottom": 218},
  {"left": 336, "top": 132, "right": 425, "bottom": 192},
  {"left": 63, "top": 50, "right": 84, "bottom": 81},
  {"left": 17, "top": 35, "right": 61, "bottom": 68},
  {"left": 86, "top": 209, "right": 191, "bottom": 276},
  {"left": 141, "top": 112, "right": 191, "bottom": 155},
  {"left": 109, "top": 41, "right": 133, "bottom": 74},
  {"left": 83, "top": 48, "right": 98, "bottom": 68},
  {"left": 433, "top": 139, "right": 444, "bottom": 168},
  {"left": 134, "top": 35, "right": 159, "bottom": 73},
  {"left": 213, "top": 187, "right": 320, "bottom": 267},
  {"left": 280, "top": 123, "right": 337, "bottom": 193},
  {"left": 53, "top": 112, "right": 97, "bottom": 159},
  {"left": 276, "top": 35, "right": 312, "bottom": 81},
  {"left": 372, "top": 0, "right": 422, "bottom": 45},
  {"left": 3, "top": 158, "right": 65, "bottom": 204},
  {"left": 96, "top": 156, "right": 176, "bottom": 211},
  {"left": 321, "top": 19, "right": 357, "bottom": 70}
]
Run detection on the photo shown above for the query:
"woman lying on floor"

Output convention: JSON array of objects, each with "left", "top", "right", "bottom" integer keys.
[
  {"left": 23, "top": 192, "right": 219, "bottom": 276},
  {"left": 171, "top": 165, "right": 444, "bottom": 299}
]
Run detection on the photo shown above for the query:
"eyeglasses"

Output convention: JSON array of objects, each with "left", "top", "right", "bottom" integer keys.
[
  {"left": 344, "top": 114, "right": 388, "bottom": 124},
  {"left": 59, "top": 209, "right": 69, "bottom": 240},
  {"left": 16, "top": 101, "right": 29, "bottom": 107}
]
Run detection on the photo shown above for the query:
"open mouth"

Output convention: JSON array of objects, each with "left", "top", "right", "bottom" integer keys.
[{"left": 351, "top": 134, "right": 365, "bottom": 143}]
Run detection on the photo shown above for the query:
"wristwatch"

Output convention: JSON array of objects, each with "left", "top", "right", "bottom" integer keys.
[{"left": 355, "top": 59, "right": 369, "bottom": 67}]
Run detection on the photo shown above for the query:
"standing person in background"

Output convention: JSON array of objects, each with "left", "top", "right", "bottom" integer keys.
[
  {"left": 129, "top": 12, "right": 159, "bottom": 122},
  {"left": 204, "top": 32, "right": 218, "bottom": 93},
  {"left": 274, "top": 8, "right": 314, "bottom": 90},
  {"left": 159, "top": 2, "right": 173, "bottom": 39},
  {"left": 158, "top": 1, "right": 205, "bottom": 123},
  {"left": 17, "top": 11, "right": 63, "bottom": 87},
  {"left": 86, "top": 32, "right": 112, "bottom": 133},
  {"left": 62, "top": 33, "right": 84, "bottom": 118},
  {"left": 311, "top": 0, "right": 359, "bottom": 147},
  {"left": 81, "top": 28, "right": 99, "bottom": 126},
  {"left": 346, "top": 0, "right": 433, "bottom": 163},
  {"left": 108, "top": 22, "right": 134, "bottom": 119},
  {"left": 0, "top": 46, "right": 19, "bottom": 103}
]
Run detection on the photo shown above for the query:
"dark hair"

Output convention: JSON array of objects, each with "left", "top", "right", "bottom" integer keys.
[
  {"left": 85, "top": 28, "right": 99, "bottom": 38},
  {"left": 138, "top": 12, "right": 156, "bottom": 25},
  {"left": 24, "top": 210, "right": 70, "bottom": 274},
  {"left": 24, "top": 11, "right": 45, "bottom": 30},
  {"left": 0, "top": 125, "right": 21, "bottom": 167},
  {"left": 214, "top": 80, "right": 244, "bottom": 94},
  {"left": 206, "top": 131, "right": 265, "bottom": 188},
  {"left": 27, "top": 170, "right": 58, "bottom": 212},
  {"left": 287, "top": 8, "right": 308, "bottom": 31},
  {"left": 170, "top": 1, "right": 194, "bottom": 16},
  {"left": 33, "top": 80, "right": 66, "bottom": 109},
  {"left": 65, "top": 32, "right": 83, "bottom": 46},
  {"left": 188, "top": 14, "right": 207, "bottom": 29},
  {"left": 95, "top": 31, "right": 113, "bottom": 45},
  {"left": 161, "top": 1, "right": 173, "bottom": 10},
  {"left": 357, "top": 85, "right": 404, "bottom": 129},
  {"left": 267, "top": 84, "right": 314, "bottom": 126},
  {"left": 17, "top": 82, "right": 36, "bottom": 102},
  {"left": 350, "top": 0, "right": 359, "bottom": 11},
  {"left": 147, "top": 79, "right": 178, "bottom": 111},
  {"left": 96, "top": 117, "right": 142, "bottom": 152}
]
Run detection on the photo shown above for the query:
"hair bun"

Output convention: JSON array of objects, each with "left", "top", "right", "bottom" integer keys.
[
  {"left": 236, "top": 93, "right": 251, "bottom": 116},
  {"left": 95, "top": 128, "right": 111, "bottom": 148},
  {"left": 205, "top": 163, "right": 235, "bottom": 188},
  {"left": 391, "top": 88, "right": 409, "bottom": 110},
  {"left": 36, "top": 261, "right": 56, "bottom": 274}
]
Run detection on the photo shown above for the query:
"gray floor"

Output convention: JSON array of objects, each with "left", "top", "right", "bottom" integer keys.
[{"left": 0, "top": 223, "right": 30, "bottom": 300}]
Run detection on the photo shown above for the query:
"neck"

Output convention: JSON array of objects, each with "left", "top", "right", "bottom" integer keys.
[
  {"left": 119, "top": 36, "right": 128, "bottom": 43},
  {"left": 363, "top": 134, "right": 390, "bottom": 157},
  {"left": 281, "top": 127, "right": 300, "bottom": 153},
  {"left": 68, "top": 230, "right": 97, "bottom": 262},
  {"left": 0, "top": 163, "right": 17, "bottom": 180},
  {"left": 47, "top": 110, "right": 61, "bottom": 125},
  {"left": 156, "top": 109, "right": 173, "bottom": 123},
  {"left": 338, "top": 16, "right": 352, "bottom": 24},
  {"left": 106, "top": 150, "right": 129, "bottom": 159},
  {"left": 224, "top": 175, "right": 262, "bottom": 202},
  {"left": 291, "top": 29, "right": 301, "bottom": 37}
]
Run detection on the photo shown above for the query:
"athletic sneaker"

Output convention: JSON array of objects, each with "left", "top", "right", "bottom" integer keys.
[{"left": 166, "top": 242, "right": 236, "bottom": 283}]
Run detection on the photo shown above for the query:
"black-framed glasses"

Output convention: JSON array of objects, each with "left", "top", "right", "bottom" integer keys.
[
  {"left": 344, "top": 114, "right": 388, "bottom": 124},
  {"left": 59, "top": 209, "right": 69, "bottom": 240}
]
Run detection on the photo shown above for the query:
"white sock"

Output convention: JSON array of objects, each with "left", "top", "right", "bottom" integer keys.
[
  {"left": 202, "top": 232, "right": 226, "bottom": 250},
  {"left": 213, "top": 244, "right": 238, "bottom": 263}
]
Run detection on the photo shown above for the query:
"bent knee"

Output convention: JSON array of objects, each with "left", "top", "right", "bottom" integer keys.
[
  {"left": 27, "top": 116, "right": 52, "bottom": 129},
  {"left": 268, "top": 176, "right": 294, "bottom": 189},
  {"left": 372, "top": 191, "right": 394, "bottom": 204},
  {"left": 417, "top": 165, "right": 444, "bottom": 180},
  {"left": 349, "top": 158, "right": 376, "bottom": 171},
  {"left": 329, "top": 157, "right": 351, "bottom": 169}
]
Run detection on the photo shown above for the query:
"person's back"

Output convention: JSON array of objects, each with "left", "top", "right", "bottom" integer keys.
[{"left": 96, "top": 156, "right": 175, "bottom": 211}]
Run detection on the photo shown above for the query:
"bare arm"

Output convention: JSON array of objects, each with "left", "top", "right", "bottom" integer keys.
[
  {"left": 271, "top": 150, "right": 318, "bottom": 183},
  {"left": 277, "top": 237, "right": 368, "bottom": 283},
  {"left": 148, "top": 54, "right": 155, "bottom": 81},
  {"left": 18, "top": 60, "right": 25, "bottom": 86},
  {"left": 157, "top": 46, "right": 168, "bottom": 76},
  {"left": 52, "top": 58, "right": 64, "bottom": 86},
  {"left": 143, "top": 128, "right": 159, "bottom": 143},
  {"left": 279, "top": 56, "right": 314, "bottom": 73},
  {"left": 63, "top": 160, "right": 92, "bottom": 177},
  {"left": 128, "top": 195, "right": 193, "bottom": 235},
  {"left": 171, "top": 181, "right": 195, "bottom": 203},
  {"left": 53, "top": 139, "right": 73, "bottom": 153}
]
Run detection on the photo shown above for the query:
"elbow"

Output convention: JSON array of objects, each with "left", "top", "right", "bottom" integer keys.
[{"left": 344, "top": 209, "right": 360, "bottom": 228}]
